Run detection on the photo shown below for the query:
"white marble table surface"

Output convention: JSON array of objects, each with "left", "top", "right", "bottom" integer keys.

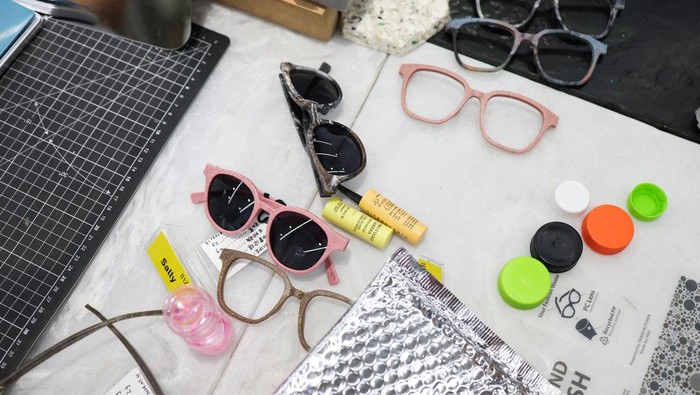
[{"left": 7, "top": 1, "right": 700, "bottom": 394}]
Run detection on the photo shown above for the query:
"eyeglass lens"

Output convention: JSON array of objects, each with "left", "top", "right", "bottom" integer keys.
[
  {"left": 479, "top": 0, "right": 615, "bottom": 37},
  {"left": 208, "top": 174, "right": 255, "bottom": 231},
  {"left": 208, "top": 174, "right": 330, "bottom": 271},
  {"left": 312, "top": 123, "right": 364, "bottom": 176},
  {"left": 454, "top": 21, "right": 594, "bottom": 84},
  {"left": 404, "top": 70, "right": 544, "bottom": 151},
  {"left": 404, "top": 70, "right": 466, "bottom": 120},
  {"left": 558, "top": 0, "right": 615, "bottom": 37},
  {"left": 221, "top": 258, "right": 286, "bottom": 320},
  {"left": 479, "top": 0, "right": 536, "bottom": 27},
  {"left": 454, "top": 22, "right": 515, "bottom": 70},
  {"left": 483, "top": 96, "right": 544, "bottom": 151},
  {"left": 289, "top": 69, "right": 340, "bottom": 105},
  {"left": 302, "top": 294, "right": 349, "bottom": 348},
  {"left": 285, "top": 68, "right": 365, "bottom": 178},
  {"left": 220, "top": 257, "right": 348, "bottom": 349},
  {"left": 537, "top": 33, "right": 594, "bottom": 84},
  {"left": 269, "top": 211, "right": 329, "bottom": 271}
]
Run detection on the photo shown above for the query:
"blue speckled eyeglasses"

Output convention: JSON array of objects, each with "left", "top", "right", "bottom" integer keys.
[{"left": 445, "top": 18, "right": 607, "bottom": 86}]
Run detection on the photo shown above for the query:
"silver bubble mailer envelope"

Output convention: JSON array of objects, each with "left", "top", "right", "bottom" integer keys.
[{"left": 275, "top": 247, "right": 561, "bottom": 394}]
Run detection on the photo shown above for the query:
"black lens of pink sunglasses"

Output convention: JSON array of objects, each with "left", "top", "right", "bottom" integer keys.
[
  {"left": 206, "top": 174, "right": 330, "bottom": 271},
  {"left": 207, "top": 174, "right": 255, "bottom": 231},
  {"left": 269, "top": 212, "right": 329, "bottom": 271}
]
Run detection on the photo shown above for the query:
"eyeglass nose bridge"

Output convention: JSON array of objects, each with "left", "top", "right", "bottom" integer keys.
[
  {"left": 468, "top": 88, "right": 487, "bottom": 103},
  {"left": 511, "top": 34, "right": 543, "bottom": 75},
  {"left": 290, "top": 287, "right": 306, "bottom": 300},
  {"left": 259, "top": 193, "right": 287, "bottom": 215},
  {"left": 512, "top": 32, "right": 537, "bottom": 54},
  {"left": 521, "top": 32, "right": 535, "bottom": 42},
  {"left": 305, "top": 100, "right": 322, "bottom": 119}
]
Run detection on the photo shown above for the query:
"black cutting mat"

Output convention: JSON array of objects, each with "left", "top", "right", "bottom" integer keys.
[
  {"left": 0, "top": 18, "right": 228, "bottom": 377},
  {"left": 430, "top": 1, "right": 700, "bottom": 144}
]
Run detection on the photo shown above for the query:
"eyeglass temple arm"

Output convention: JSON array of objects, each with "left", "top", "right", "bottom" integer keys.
[
  {"left": 190, "top": 191, "right": 206, "bottom": 203},
  {"left": 324, "top": 257, "right": 339, "bottom": 285},
  {"left": 278, "top": 74, "right": 309, "bottom": 146}
]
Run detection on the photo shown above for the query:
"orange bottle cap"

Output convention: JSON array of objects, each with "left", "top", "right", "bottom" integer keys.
[{"left": 581, "top": 205, "right": 634, "bottom": 255}]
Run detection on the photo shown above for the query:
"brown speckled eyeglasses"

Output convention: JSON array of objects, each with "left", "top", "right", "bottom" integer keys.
[{"left": 217, "top": 249, "right": 352, "bottom": 351}]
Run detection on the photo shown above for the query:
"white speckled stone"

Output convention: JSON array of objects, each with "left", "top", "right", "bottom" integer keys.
[{"left": 341, "top": 0, "right": 450, "bottom": 56}]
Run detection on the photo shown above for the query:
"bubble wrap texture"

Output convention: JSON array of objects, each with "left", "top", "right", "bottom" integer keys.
[{"left": 276, "top": 248, "right": 561, "bottom": 394}]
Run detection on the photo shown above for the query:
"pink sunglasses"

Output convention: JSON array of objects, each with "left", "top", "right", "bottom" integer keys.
[
  {"left": 191, "top": 164, "right": 349, "bottom": 285},
  {"left": 399, "top": 63, "right": 559, "bottom": 153}
]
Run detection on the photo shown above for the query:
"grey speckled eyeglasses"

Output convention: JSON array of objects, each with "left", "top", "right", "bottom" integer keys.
[
  {"left": 475, "top": 0, "right": 625, "bottom": 39},
  {"left": 446, "top": 18, "right": 607, "bottom": 87}
]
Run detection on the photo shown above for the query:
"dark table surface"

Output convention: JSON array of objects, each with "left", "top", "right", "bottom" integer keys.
[{"left": 429, "top": 0, "right": 700, "bottom": 144}]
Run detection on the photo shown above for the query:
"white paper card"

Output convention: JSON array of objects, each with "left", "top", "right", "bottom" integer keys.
[
  {"left": 105, "top": 367, "right": 154, "bottom": 395},
  {"left": 200, "top": 221, "right": 268, "bottom": 278}
]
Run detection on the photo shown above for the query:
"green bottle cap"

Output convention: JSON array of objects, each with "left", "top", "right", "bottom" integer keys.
[
  {"left": 498, "top": 256, "right": 551, "bottom": 310},
  {"left": 627, "top": 183, "right": 668, "bottom": 221}
]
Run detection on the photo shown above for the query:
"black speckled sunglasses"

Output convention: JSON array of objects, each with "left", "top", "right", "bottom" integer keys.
[{"left": 279, "top": 62, "right": 366, "bottom": 198}]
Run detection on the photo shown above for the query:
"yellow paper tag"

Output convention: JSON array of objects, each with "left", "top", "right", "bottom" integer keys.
[
  {"left": 417, "top": 257, "right": 444, "bottom": 283},
  {"left": 146, "top": 231, "right": 192, "bottom": 291}
]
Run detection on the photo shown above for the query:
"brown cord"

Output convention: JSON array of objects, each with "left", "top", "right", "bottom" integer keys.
[
  {"left": 85, "top": 305, "right": 164, "bottom": 395},
  {"left": 0, "top": 309, "right": 163, "bottom": 391}
]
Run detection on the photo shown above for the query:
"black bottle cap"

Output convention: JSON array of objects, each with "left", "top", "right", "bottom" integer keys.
[{"left": 530, "top": 221, "right": 583, "bottom": 273}]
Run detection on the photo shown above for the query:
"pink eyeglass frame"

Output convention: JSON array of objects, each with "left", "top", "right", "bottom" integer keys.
[
  {"left": 399, "top": 63, "right": 559, "bottom": 154},
  {"left": 191, "top": 164, "right": 349, "bottom": 285}
]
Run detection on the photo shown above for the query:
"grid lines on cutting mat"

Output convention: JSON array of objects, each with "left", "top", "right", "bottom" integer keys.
[{"left": 0, "top": 18, "right": 214, "bottom": 370}]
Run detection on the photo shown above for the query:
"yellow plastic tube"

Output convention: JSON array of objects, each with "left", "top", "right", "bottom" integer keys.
[{"left": 322, "top": 197, "right": 393, "bottom": 249}]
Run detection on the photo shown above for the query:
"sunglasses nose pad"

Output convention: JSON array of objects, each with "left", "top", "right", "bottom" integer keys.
[{"left": 258, "top": 193, "right": 287, "bottom": 223}]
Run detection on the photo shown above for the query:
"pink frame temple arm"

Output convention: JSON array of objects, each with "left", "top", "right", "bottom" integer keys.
[
  {"left": 191, "top": 192, "right": 206, "bottom": 204},
  {"left": 324, "top": 257, "right": 339, "bottom": 285}
]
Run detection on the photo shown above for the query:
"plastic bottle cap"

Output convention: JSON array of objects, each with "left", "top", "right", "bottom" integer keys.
[
  {"left": 627, "top": 183, "right": 668, "bottom": 221},
  {"left": 497, "top": 256, "right": 551, "bottom": 310},
  {"left": 554, "top": 180, "right": 590, "bottom": 215},
  {"left": 581, "top": 205, "right": 634, "bottom": 255},
  {"left": 530, "top": 222, "right": 583, "bottom": 273}
]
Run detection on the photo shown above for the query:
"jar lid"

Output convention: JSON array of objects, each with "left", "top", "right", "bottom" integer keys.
[
  {"left": 627, "top": 183, "right": 668, "bottom": 221},
  {"left": 497, "top": 256, "right": 551, "bottom": 310},
  {"left": 554, "top": 180, "right": 590, "bottom": 215},
  {"left": 581, "top": 205, "right": 634, "bottom": 255},
  {"left": 530, "top": 222, "right": 583, "bottom": 273}
]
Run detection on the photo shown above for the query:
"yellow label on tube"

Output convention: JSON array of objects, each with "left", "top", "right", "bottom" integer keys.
[
  {"left": 359, "top": 189, "right": 428, "bottom": 245},
  {"left": 146, "top": 231, "right": 192, "bottom": 291},
  {"left": 322, "top": 197, "right": 393, "bottom": 249}
]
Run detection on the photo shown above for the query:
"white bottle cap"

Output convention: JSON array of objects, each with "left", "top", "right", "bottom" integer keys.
[{"left": 554, "top": 180, "right": 590, "bottom": 215}]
